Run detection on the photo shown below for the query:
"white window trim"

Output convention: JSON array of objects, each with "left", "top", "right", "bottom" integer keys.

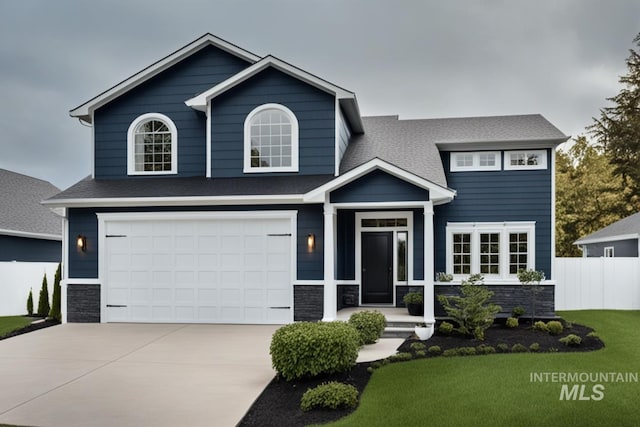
[
  {"left": 243, "top": 103, "right": 299, "bottom": 173},
  {"left": 127, "top": 113, "right": 178, "bottom": 175},
  {"left": 604, "top": 246, "right": 614, "bottom": 257},
  {"left": 504, "top": 150, "right": 547, "bottom": 170},
  {"left": 446, "top": 222, "right": 536, "bottom": 281},
  {"left": 450, "top": 152, "right": 501, "bottom": 172}
]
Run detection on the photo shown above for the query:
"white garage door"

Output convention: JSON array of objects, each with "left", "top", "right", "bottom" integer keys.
[{"left": 102, "top": 213, "right": 294, "bottom": 324}]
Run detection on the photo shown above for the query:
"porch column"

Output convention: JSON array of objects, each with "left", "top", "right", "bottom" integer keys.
[
  {"left": 322, "top": 201, "right": 337, "bottom": 321},
  {"left": 423, "top": 201, "right": 436, "bottom": 328}
]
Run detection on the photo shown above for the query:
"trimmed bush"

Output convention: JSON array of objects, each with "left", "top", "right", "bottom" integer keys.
[
  {"left": 410, "top": 342, "right": 427, "bottom": 352},
  {"left": 403, "top": 292, "right": 423, "bottom": 304},
  {"left": 49, "top": 263, "right": 62, "bottom": 322},
  {"left": 348, "top": 310, "right": 386, "bottom": 345},
  {"left": 270, "top": 321, "right": 360, "bottom": 381},
  {"left": 458, "top": 347, "right": 477, "bottom": 356},
  {"left": 415, "top": 350, "right": 426, "bottom": 358},
  {"left": 559, "top": 334, "right": 582, "bottom": 346},
  {"left": 497, "top": 343, "right": 510, "bottom": 353},
  {"left": 546, "top": 320, "right": 564, "bottom": 335},
  {"left": 438, "top": 321, "right": 454, "bottom": 335},
  {"left": 511, "top": 306, "right": 526, "bottom": 318},
  {"left": 442, "top": 348, "right": 459, "bottom": 357},
  {"left": 511, "top": 343, "right": 528, "bottom": 353},
  {"left": 387, "top": 352, "right": 413, "bottom": 363},
  {"left": 533, "top": 321, "right": 549, "bottom": 332},
  {"left": 300, "top": 382, "right": 358, "bottom": 412},
  {"left": 529, "top": 343, "right": 540, "bottom": 352},
  {"left": 476, "top": 344, "right": 496, "bottom": 355},
  {"left": 37, "top": 273, "right": 50, "bottom": 317},
  {"left": 506, "top": 317, "right": 519, "bottom": 328},
  {"left": 586, "top": 331, "right": 599, "bottom": 339},
  {"left": 428, "top": 345, "right": 442, "bottom": 355},
  {"left": 26, "top": 288, "right": 34, "bottom": 316}
]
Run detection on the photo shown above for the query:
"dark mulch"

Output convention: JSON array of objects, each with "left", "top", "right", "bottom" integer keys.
[
  {"left": 238, "top": 319, "right": 603, "bottom": 427},
  {"left": 0, "top": 318, "right": 60, "bottom": 341}
]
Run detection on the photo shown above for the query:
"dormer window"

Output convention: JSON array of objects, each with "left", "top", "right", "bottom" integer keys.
[
  {"left": 244, "top": 104, "right": 299, "bottom": 173},
  {"left": 127, "top": 113, "right": 178, "bottom": 175}
]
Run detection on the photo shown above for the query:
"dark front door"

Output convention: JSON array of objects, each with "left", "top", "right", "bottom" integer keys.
[{"left": 362, "top": 232, "right": 393, "bottom": 304}]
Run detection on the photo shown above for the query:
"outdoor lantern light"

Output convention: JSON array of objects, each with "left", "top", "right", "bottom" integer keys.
[
  {"left": 307, "top": 233, "right": 315, "bottom": 252},
  {"left": 77, "top": 235, "right": 87, "bottom": 252}
]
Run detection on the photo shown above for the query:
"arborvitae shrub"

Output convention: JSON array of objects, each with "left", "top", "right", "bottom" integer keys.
[
  {"left": 49, "top": 263, "right": 62, "bottom": 322},
  {"left": 26, "top": 288, "right": 34, "bottom": 315},
  {"left": 37, "top": 273, "right": 50, "bottom": 317}
]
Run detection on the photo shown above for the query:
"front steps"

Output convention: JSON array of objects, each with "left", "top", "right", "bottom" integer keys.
[{"left": 336, "top": 306, "right": 424, "bottom": 339}]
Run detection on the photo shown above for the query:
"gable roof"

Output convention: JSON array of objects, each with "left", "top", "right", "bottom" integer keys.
[
  {"left": 70, "top": 33, "right": 261, "bottom": 123},
  {"left": 0, "top": 169, "right": 62, "bottom": 240},
  {"left": 185, "top": 55, "right": 364, "bottom": 133},
  {"left": 574, "top": 212, "right": 640, "bottom": 245}
]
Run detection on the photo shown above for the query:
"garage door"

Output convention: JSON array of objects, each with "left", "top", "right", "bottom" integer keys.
[{"left": 102, "top": 213, "right": 293, "bottom": 324}]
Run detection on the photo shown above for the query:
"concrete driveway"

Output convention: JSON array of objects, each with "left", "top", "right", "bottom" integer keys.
[{"left": 0, "top": 323, "right": 279, "bottom": 427}]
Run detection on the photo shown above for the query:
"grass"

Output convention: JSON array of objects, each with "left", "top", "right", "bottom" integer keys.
[
  {"left": 326, "top": 310, "right": 640, "bottom": 427},
  {"left": 0, "top": 316, "right": 33, "bottom": 338}
]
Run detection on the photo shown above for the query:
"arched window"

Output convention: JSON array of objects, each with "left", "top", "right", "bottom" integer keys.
[
  {"left": 244, "top": 104, "right": 299, "bottom": 173},
  {"left": 127, "top": 113, "right": 178, "bottom": 175}
]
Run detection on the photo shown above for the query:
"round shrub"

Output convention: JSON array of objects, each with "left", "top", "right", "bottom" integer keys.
[
  {"left": 476, "top": 344, "right": 496, "bottom": 355},
  {"left": 511, "top": 306, "right": 526, "bottom": 318},
  {"left": 428, "top": 345, "right": 442, "bottom": 355},
  {"left": 270, "top": 321, "right": 360, "bottom": 381},
  {"left": 438, "top": 321, "right": 454, "bottom": 335},
  {"left": 410, "top": 342, "right": 427, "bottom": 352},
  {"left": 511, "top": 343, "right": 528, "bottom": 353},
  {"left": 300, "top": 381, "right": 358, "bottom": 412},
  {"left": 506, "top": 317, "right": 519, "bottom": 328},
  {"left": 529, "top": 342, "right": 540, "bottom": 352},
  {"left": 559, "top": 334, "right": 582, "bottom": 346},
  {"left": 546, "top": 320, "right": 564, "bottom": 335},
  {"left": 348, "top": 310, "right": 387, "bottom": 345},
  {"left": 458, "top": 347, "right": 477, "bottom": 356},
  {"left": 442, "top": 348, "right": 459, "bottom": 357},
  {"left": 497, "top": 343, "right": 510, "bottom": 353},
  {"left": 533, "top": 321, "right": 549, "bottom": 332}
]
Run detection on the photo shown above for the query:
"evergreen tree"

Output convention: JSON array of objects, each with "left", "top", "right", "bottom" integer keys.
[
  {"left": 49, "top": 263, "right": 62, "bottom": 322},
  {"left": 27, "top": 288, "right": 34, "bottom": 316},
  {"left": 37, "top": 273, "right": 50, "bottom": 317}
]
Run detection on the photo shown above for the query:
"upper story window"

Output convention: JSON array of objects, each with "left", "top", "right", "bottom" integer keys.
[
  {"left": 450, "top": 152, "right": 501, "bottom": 172},
  {"left": 127, "top": 113, "right": 178, "bottom": 175},
  {"left": 244, "top": 104, "right": 299, "bottom": 173},
  {"left": 504, "top": 150, "right": 547, "bottom": 170}
]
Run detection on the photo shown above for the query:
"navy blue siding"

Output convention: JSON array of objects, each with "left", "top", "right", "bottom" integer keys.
[
  {"left": 434, "top": 149, "right": 553, "bottom": 278},
  {"left": 584, "top": 239, "right": 638, "bottom": 257},
  {"left": 211, "top": 67, "right": 336, "bottom": 177},
  {"left": 67, "top": 204, "right": 324, "bottom": 280},
  {"left": 0, "top": 235, "right": 61, "bottom": 262},
  {"left": 93, "top": 46, "right": 251, "bottom": 179},
  {"left": 330, "top": 170, "right": 430, "bottom": 203},
  {"left": 413, "top": 209, "right": 425, "bottom": 280}
]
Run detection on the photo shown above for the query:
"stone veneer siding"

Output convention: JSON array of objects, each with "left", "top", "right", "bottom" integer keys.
[
  {"left": 293, "top": 285, "right": 323, "bottom": 321},
  {"left": 67, "top": 284, "right": 101, "bottom": 323}
]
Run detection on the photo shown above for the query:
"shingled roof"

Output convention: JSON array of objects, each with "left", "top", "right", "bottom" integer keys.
[
  {"left": 575, "top": 212, "right": 640, "bottom": 245},
  {"left": 0, "top": 169, "right": 62, "bottom": 239}
]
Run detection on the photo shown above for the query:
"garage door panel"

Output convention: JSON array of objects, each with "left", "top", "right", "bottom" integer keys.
[{"left": 198, "top": 288, "right": 217, "bottom": 303}]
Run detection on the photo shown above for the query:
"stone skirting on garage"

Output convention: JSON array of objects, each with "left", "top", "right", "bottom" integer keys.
[
  {"left": 293, "top": 285, "right": 323, "bottom": 321},
  {"left": 67, "top": 284, "right": 101, "bottom": 323}
]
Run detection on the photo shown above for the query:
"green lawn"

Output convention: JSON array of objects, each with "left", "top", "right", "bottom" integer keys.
[
  {"left": 327, "top": 311, "right": 640, "bottom": 427},
  {"left": 0, "top": 316, "right": 32, "bottom": 338}
]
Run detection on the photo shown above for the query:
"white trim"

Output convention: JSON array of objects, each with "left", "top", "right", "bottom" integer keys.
[
  {"left": 304, "top": 158, "right": 456, "bottom": 204},
  {"left": 66, "top": 278, "right": 101, "bottom": 285},
  {"left": 551, "top": 148, "right": 556, "bottom": 279},
  {"left": 62, "top": 216, "right": 69, "bottom": 323},
  {"left": 293, "top": 280, "right": 324, "bottom": 286},
  {"left": 127, "top": 113, "right": 178, "bottom": 175},
  {"left": 206, "top": 102, "right": 212, "bottom": 178},
  {"left": 436, "top": 138, "right": 567, "bottom": 151},
  {"left": 504, "top": 150, "right": 547, "bottom": 170},
  {"left": 0, "top": 228, "right": 62, "bottom": 241},
  {"left": 423, "top": 201, "right": 435, "bottom": 324},
  {"left": 322, "top": 201, "right": 337, "bottom": 321},
  {"left": 70, "top": 34, "right": 261, "bottom": 121},
  {"left": 243, "top": 103, "right": 299, "bottom": 173},
  {"left": 604, "top": 247, "right": 615, "bottom": 258},
  {"left": 450, "top": 151, "right": 501, "bottom": 172},
  {"left": 334, "top": 98, "right": 340, "bottom": 177},
  {"left": 42, "top": 194, "right": 305, "bottom": 208},
  {"left": 90, "top": 111, "right": 95, "bottom": 179},
  {"left": 574, "top": 233, "right": 640, "bottom": 246}
]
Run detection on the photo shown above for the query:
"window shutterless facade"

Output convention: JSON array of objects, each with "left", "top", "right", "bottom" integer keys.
[
  {"left": 450, "top": 152, "right": 501, "bottom": 172},
  {"left": 504, "top": 150, "right": 547, "bottom": 170},
  {"left": 127, "top": 113, "right": 178, "bottom": 175},
  {"left": 446, "top": 222, "right": 536, "bottom": 279}
]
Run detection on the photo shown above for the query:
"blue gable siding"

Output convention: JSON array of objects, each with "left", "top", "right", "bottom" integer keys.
[
  {"left": 434, "top": 149, "right": 553, "bottom": 278},
  {"left": 0, "top": 235, "right": 61, "bottom": 262},
  {"left": 330, "top": 170, "right": 430, "bottom": 204},
  {"left": 210, "top": 67, "right": 335, "bottom": 177},
  {"left": 93, "top": 46, "right": 252, "bottom": 179}
]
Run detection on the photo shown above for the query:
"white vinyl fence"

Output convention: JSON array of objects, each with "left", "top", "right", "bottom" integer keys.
[
  {"left": 554, "top": 257, "right": 640, "bottom": 310},
  {"left": 0, "top": 262, "right": 58, "bottom": 316}
]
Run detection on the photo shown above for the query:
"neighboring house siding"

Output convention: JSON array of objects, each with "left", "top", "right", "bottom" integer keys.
[
  {"left": 67, "top": 204, "right": 324, "bottom": 280},
  {"left": 0, "top": 235, "right": 61, "bottom": 262},
  {"left": 211, "top": 67, "right": 336, "bottom": 177},
  {"left": 434, "top": 149, "right": 553, "bottom": 277},
  {"left": 93, "top": 46, "right": 251, "bottom": 179},
  {"left": 330, "top": 170, "right": 430, "bottom": 204},
  {"left": 337, "top": 107, "right": 352, "bottom": 166},
  {"left": 584, "top": 239, "right": 639, "bottom": 257}
]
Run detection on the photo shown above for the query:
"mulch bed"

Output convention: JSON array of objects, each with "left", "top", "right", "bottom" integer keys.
[
  {"left": 238, "top": 318, "right": 603, "bottom": 427},
  {"left": 0, "top": 318, "right": 60, "bottom": 341}
]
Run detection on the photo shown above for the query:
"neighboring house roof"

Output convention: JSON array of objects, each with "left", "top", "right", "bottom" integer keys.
[
  {"left": 0, "top": 169, "right": 62, "bottom": 240},
  {"left": 574, "top": 212, "right": 640, "bottom": 245}
]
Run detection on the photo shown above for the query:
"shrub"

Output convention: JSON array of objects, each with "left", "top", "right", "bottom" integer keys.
[
  {"left": 300, "top": 382, "right": 358, "bottom": 412},
  {"left": 564, "top": 321, "right": 573, "bottom": 329},
  {"left": 403, "top": 292, "right": 423, "bottom": 305},
  {"left": 533, "top": 321, "right": 549, "bottom": 332},
  {"left": 410, "top": 342, "right": 427, "bottom": 352},
  {"left": 37, "top": 273, "right": 50, "bottom": 317},
  {"left": 511, "top": 306, "right": 526, "bottom": 318},
  {"left": 548, "top": 347, "right": 559, "bottom": 353},
  {"left": 517, "top": 269, "right": 545, "bottom": 323},
  {"left": 428, "top": 345, "right": 442, "bottom": 355},
  {"left": 511, "top": 343, "right": 528, "bottom": 353},
  {"left": 442, "top": 348, "right": 460, "bottom": 357},
  {"left": 437, "top": 274, "right": 501, "bottom": 340},
  {"left": 506, "top": 317, "right": 519, "bottom": 328},
  {"left": 435, "top": 272, "right": 453, "bottom": 282},
  {"left": 529, "top": 343, "right": 540, "bottom": 352},
  {"left": 497, "top": 343, "right": 510, "bottom": 353},
  {"left": 546, "top": 320, "right": 564, "bottom": 335},
  {"left": 438, "top": 321, "right": 454, "bottom": 335},
  {"left": 458, "top": 347, "right": 477, "bottom": 356},
  {"left": 415, "top": 350, "right": 426, "bottom": 358},
  {"left": 49, "top": 263, "right": 62, "bottom": 322},
  {"left": 348, "top": 310, "right": 386, "bottom": 345},
  {"left": 387, "top": 352, "right": 413, "bottom": 363},
  {"left": 476, "top": 344, "right": 496, "bottom": 355},
  {"left": 26, "top": 288, "right": 34, "bottom": 316},
  {"left": 586, "top": 331, "right": 600, "bottom": 339},
  {"left": 270, "top": 321, "right": 360, "bottom": 381},
  {"left": 559, "top": 334, "right": 582, "bottom": 346}
]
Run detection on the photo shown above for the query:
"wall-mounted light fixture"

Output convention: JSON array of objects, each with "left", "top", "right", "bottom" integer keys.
[
  {"left": 307, "top": 233, "right": 315, "bottom": 252},
  {"left": 77, "top": 235, "right": 87, "bottom": 252}
]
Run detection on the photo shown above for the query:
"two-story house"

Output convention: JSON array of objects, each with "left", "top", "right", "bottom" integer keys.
[{"left": 44, "top": 34, "right": 568, "bottom": 330}]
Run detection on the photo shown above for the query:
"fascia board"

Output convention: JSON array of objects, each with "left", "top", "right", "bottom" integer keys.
[{"left": 0, "top": 228, "right": 62, "bottom": 241}]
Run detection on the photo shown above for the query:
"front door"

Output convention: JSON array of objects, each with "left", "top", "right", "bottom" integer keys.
[{"left": 361, "top": 231, "right": 393, "bottom": 304}]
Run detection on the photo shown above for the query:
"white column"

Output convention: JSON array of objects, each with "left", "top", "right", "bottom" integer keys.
[
  {"left": 423, "top": 201, "right": 435, "bottom": 329},
  {"left": 322, "top": 201, "right": 337, "bottom": 321}
]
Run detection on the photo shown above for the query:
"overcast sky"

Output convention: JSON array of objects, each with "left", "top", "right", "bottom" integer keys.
[{"left": 1, "top": 0, "right": 639, "bottom": 190}]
